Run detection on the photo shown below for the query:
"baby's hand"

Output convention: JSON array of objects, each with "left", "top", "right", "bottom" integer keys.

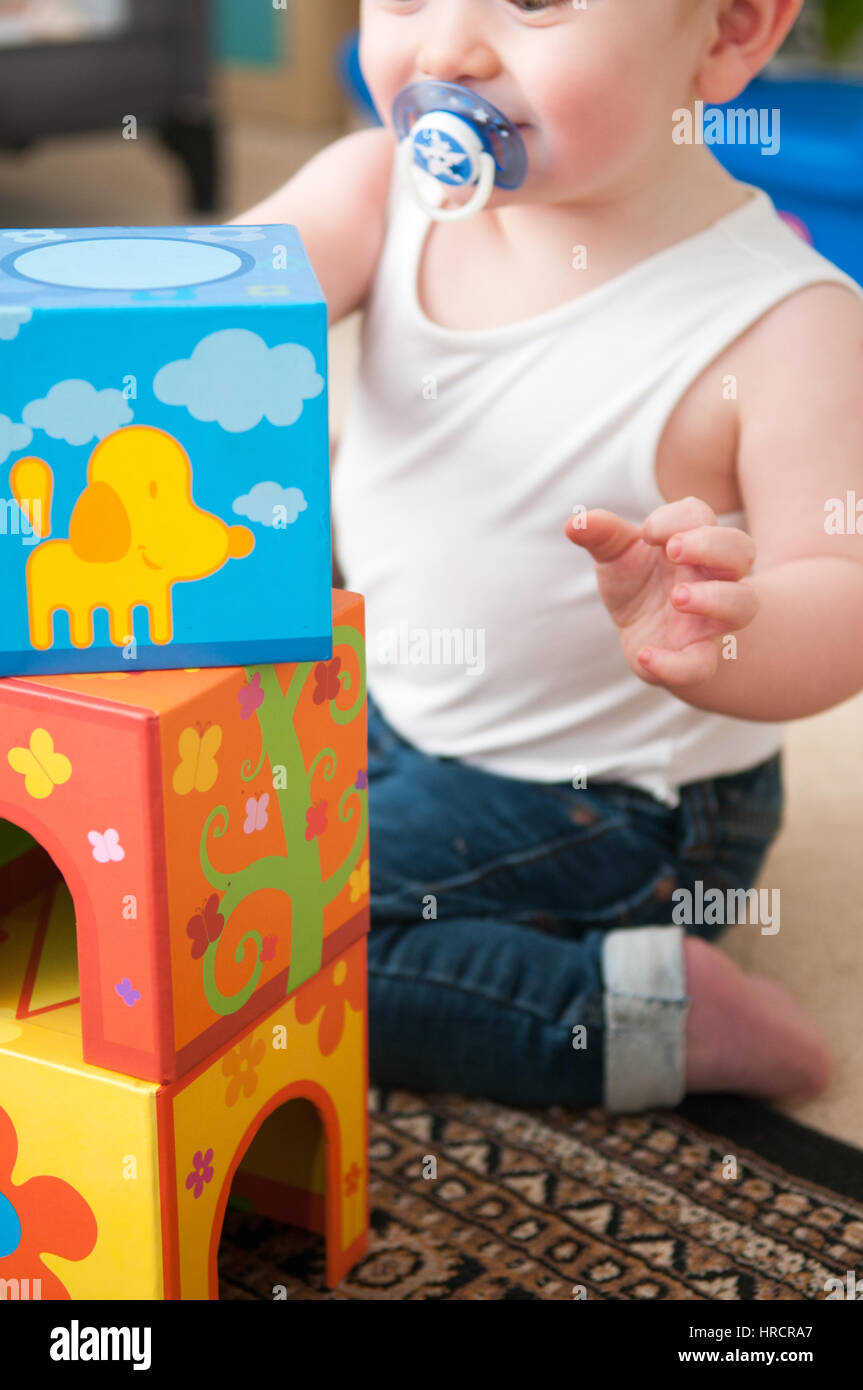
[{"left": 565, "top": 497, "right": 759, "bottom": 688}]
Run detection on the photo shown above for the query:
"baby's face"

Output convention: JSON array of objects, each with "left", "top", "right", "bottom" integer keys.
[{"left": 360, "top": 0, "right": 711, "bottom": 204}]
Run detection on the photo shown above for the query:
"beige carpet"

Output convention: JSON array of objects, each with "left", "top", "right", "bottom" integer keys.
[
  {"left": 725, "top": 697, "right": 863, "bottom": 1146},
  {"left": 2, "top": 119, "right": 860, "bottom": 1148}
]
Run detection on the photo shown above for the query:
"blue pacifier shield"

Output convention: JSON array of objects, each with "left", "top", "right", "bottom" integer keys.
[{"left": 393, "top": 81, "right": 528, "bottom": 192}]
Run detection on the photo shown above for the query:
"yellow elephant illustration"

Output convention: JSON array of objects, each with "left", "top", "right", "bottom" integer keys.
[{"left": 10, "top": 425, "right": 254, "bottom": 649}]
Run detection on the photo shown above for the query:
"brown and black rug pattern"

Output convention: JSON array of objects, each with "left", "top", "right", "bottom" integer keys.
[{"left": 219, "top": 1087, "right": 863, "bottom": 1300}]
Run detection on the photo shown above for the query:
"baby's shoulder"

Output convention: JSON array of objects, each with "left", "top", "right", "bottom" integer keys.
[
  {"left": 656, "top": 281, "right": 862, "bottom": 512},
  {"left": 735, "top": 280, "right": 863, "bottom": 379}
]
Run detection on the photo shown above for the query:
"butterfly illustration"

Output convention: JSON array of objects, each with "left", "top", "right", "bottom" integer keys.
[
  {"left": 115, "top": 978, "right": 141, "bottom": 1008},
  {"left": 238, "top": 672, "right": 265, "bottom": 721},
  {"left": 186, "top": 893, "right": 225, "bottom": 960},
  {"left": 349, "top": 858, "right": 370, "bottom": 904},
  {"left": 88, "top": 827, "right": 125, "bottom": 863},
  {"left": 243, "top": 794, "right": 269, "bottom": 835},
  {"left": 172, "top": 723, "right": 222, "bottom": 796},
  {"left": 313, "top": 657, "right": 342, "bottom": 705},
  {"left": 8, "top": 728, "right": 72, "bottom": 800},
  {"left": 305, "top": 799, "right": 328, "bottom": 841}
]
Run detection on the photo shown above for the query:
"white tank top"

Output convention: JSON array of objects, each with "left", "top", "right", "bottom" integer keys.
[{"left": 332, "top": 174, "right": 862, "bottom": 807}]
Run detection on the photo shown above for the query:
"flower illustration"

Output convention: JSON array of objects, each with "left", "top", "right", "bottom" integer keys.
[
  {"left": 344, "top": 1161, "right": 362, "bottom": 1197},
  {"left": 294, "top": 952, "right": 364, "bottom": 1057},
  {"left": 0, "top": 1104, "right": 97, "bottom": 1299},
  {"left": 313, "top": 656, "right": 342, "bottom": 705},
  {"left": 349, "top": 858, "right": 369, "bottom": 903},
  {"left": 355, "top": 768, "right": 368, "bottom": 790},
  {"left": 305, "top": 799, "right": 328, "bottom": 841},
  {"left": 185, "top": 1148, "right": 215, "bottom": 1199},
  {"left": 222, "top": 1037, "right": 266, "bottom": 1107},
  {"left": 114, "top": 978, "right": 141, "bottom": 1008}
]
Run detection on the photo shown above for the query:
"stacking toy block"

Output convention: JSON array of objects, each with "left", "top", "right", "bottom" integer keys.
[
  {"left": 0, "top": 589, "right": 369, "bottom": 1084},
  {"left": 0, "top": 880, "right": 369, "bottom": 1299},
  {"left": 0, "top": 223, "right": 331, "bottom": 676}
]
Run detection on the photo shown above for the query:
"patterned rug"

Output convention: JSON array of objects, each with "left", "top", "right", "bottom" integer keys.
[{"left": 218, "top": 1087, "right": 863, "bottom": 1300}]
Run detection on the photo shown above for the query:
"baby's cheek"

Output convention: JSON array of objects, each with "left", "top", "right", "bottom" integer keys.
[{"left": 536, "top": 71, "right": 646, "bottom": 182}]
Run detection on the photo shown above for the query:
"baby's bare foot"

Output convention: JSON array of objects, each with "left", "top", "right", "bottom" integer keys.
[{"left": 683, "top": 936, "right": 832, "bottom": 1101}]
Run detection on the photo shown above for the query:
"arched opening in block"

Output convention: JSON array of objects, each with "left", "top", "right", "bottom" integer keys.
[
  {"left": 215, "top": 1089, "right": 341, "bottom": 1298},
  {"left": 0, "top": 817, "right": 80, "bottom": 1033}
]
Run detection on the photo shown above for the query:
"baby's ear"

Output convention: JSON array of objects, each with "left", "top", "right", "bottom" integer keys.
[{"left": 69, "top": 481, "right": 132, "bottom": 562}]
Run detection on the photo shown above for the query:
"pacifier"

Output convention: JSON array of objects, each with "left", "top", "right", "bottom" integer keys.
[{"left": 393, "top": 81, "right": 528, "bottom": 223}]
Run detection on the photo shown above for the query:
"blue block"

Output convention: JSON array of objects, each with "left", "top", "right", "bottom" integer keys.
[{"left": 0, "top": 224, "right": 332, "bottom": 676}]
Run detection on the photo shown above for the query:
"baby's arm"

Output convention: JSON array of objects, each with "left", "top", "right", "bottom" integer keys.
[
  {"left": 230, "top": 127, "right": 395, "bottom": 326},
  {"left": 668, "top": 283, "right": 863, "bottom": 720},
  {"left": 568, "top": 283, "right": 863, "bottom": 721}
]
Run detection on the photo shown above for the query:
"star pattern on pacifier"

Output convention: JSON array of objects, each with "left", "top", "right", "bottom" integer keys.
[{"left": 416, "top": 130, "right": 471, "bottom": 181}]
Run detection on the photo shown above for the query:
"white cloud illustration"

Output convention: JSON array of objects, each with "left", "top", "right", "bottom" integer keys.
[
  {"left": 0, "top": 307, "right": 32, "bottom": 341},
  {"left": 0, "top": 413, "right": 32, "bottom": 465},
  {"left": 22, "top": 380, "right": 133, "bottom": 447},
  {"left": 153, "top": 328, "right": 324, "bottom": 434},
  {"left": 233, "top": 482, "right": 308, "bottom": 527}
]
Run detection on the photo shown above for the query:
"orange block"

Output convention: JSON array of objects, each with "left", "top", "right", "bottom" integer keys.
[{"left": 0, "top": 590, "right": 369, "bottom": 1083}]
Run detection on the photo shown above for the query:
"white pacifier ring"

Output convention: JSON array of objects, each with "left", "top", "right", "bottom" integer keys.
[{"left": 398, "top": 134, "right": 497, "bottom": 223}]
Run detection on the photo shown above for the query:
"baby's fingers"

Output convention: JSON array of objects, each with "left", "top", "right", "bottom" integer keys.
[
  {"left": 671, "top": 578, "right": 759, "bottom": 629},
  {"left": 638, "top": 640, "right": 718, "bottom": 687},
  {"left": 666, "top": 525, "right": 756, "bottom": 579},
  {"left": 565, "top": 508, "right": 642, "bottom": 562},
  {"left": 642, "top": 497, "right": 717, "bottom": 545}
]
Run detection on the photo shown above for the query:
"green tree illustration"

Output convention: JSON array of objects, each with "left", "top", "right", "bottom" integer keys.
[{"left": 197, "top": 625, "right": 367, "bottom": 1016}]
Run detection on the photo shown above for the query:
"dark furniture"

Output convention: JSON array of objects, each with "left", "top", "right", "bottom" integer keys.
[{"left": 0, "top": 0, "right": 219, "bottom": 212}]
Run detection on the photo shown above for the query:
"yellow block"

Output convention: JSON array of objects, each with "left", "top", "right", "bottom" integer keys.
[{"left": 1, "top": 1024, "right": 162, "bottom": 1300}]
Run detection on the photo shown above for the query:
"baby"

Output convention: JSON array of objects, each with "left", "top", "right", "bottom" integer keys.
[{"left": 236, "top": 0, "right": 863, "bottom": 1113}]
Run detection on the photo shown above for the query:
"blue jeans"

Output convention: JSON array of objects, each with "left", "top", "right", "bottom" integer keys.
[{"left": 366, "top": 691, "right": 784, "bottom": 1112}]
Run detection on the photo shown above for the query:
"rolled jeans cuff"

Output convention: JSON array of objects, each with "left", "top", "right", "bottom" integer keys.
[{"left": 602, "top": 925, "right": 688, "bottom": 1113}]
